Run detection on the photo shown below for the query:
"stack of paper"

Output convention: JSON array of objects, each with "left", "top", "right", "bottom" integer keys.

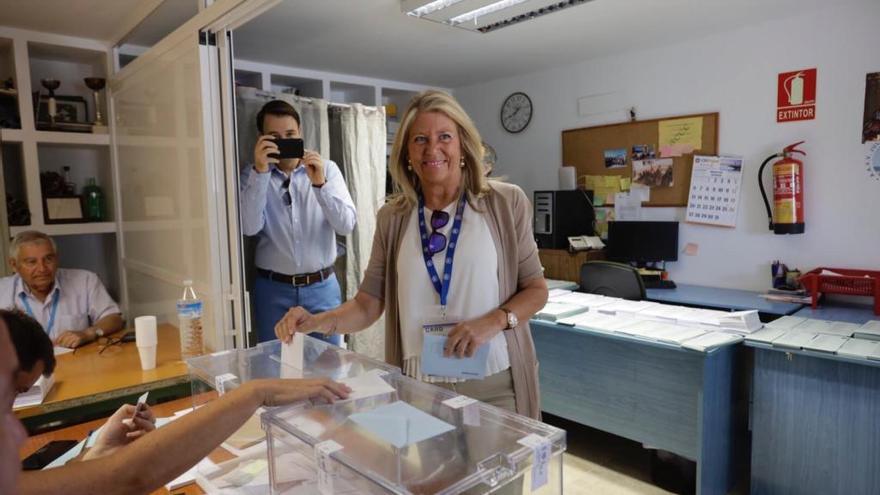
[
  {"left": 535, "top": 302, "right": 589, "bottom": 321},
  {"left": 746, "top": 327, "right": 789, "bottom": 344},
  {"left": 557, "top": 312, "right": 640, "bottom": 333},
  {"left": 792, "top": 319, "right": 837, "bottom": 335},
  {"left": 549, "top": 292, "right": 614, "bottom": 310},
  {"left": 547, "top": 288, "right": 573, "bottom": 300},
  {"left": 854, "top": 321, "right": 880, "bottom": 340},
  {"left": 639, "top": 304, "right": 696, "bottom": 323},
  {"left": 765, "top": 316, "right": 807, "bottom": 331},
  {"left": 615, "top": 320, "right": 706, "bottom": 345},
  {"left": 802, "top": 334, "right": 848, "bottom": 353},
  {"left": 596, "top": 300, "right": 658, "bottom": 317},
  {"left": 837, "top": 338, "right": 880, "bottom": 360},
  {"left": 681, "top": 332, "right": 743, "bottom": 352},
  {"left": 772, "top": 331, "right": 818, "bottom": 350},
  {"left": 13, "top": 374, "right": 54, "bottom": 409},
  {"left": 821, "top": 321, "right": 861, "bottom": 338},
  {"left": 545, "top": 279, "right": 579, "bottom": 291},
  {"left": 718, "top": 310, "right": 763, "bottom": 334},
  {"left": 674, "top": 308, "right": 728, "bottom": 328}
]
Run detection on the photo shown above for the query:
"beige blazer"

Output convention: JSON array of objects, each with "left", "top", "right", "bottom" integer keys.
[{"left": 360, "top": 181, "right": 543, "bottom": 419}]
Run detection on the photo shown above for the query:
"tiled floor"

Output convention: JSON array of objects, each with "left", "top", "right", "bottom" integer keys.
[{"left": 547, "top": 414, "right": 675, "bottom": 495}]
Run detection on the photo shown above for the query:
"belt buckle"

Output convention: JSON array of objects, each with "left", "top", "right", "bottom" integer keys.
[{"left": 292, "top": 274, "right": 309, "bottom": 287}]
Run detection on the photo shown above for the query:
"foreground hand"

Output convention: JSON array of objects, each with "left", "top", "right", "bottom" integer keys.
[
  {"left": 444, "top": 315, "right": 503, "bottom": 358},
  {"left": 254, "top": 135, "right": 279, "bottom": 173},
  {"left": 274, "top": 307, "right": 320, "bottom": 343},
  {"left": 83, "top": 403, "right": 156, "bottom": 460},
  {"left": 302, "top": 150, "right": 325, "bottom": 186},
  {"left": 54, "top": 330, "right": 89, "bottom": 348},
  {"left": 249, "top": 378, "right": 351, "bottom": 406}
]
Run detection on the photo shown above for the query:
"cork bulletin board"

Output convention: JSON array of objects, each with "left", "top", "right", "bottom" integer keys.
[{"left": 561, "top": 112, "right": 719, "bottom": 206}]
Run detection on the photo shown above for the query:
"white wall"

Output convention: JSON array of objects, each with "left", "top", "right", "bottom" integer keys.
[{"left": 454, "top": 1, "right": 880, "bottom": 291}]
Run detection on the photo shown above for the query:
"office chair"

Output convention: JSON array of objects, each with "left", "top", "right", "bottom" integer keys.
[{"left": 579, "top": 261, "right": 646, "bottom": 300}]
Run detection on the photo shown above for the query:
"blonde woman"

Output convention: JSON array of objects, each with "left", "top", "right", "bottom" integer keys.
[{"left": 276, "top": 90, "right": 548, "bottom": 419}]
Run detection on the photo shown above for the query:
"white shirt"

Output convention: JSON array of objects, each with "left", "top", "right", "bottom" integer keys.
[
  {"left": 397, "top": 200, "right": 510, "bottom": 382},
  {"left": 0, "top": 268, "right": 121, "bottom": 339}
]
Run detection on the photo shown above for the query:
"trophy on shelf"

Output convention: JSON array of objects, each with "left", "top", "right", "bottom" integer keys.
[
  {"left": 41, "top": 78, "right": 60, "bottom": 129},
  {"left": 84, "top": 77, "right": 107, "bottom": 134}
]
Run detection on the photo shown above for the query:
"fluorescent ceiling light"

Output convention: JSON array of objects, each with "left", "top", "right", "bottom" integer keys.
[
  {"left": 448, "top": 0, "right": 529, "bottom": 25},
  {"left": 406, "top": 0, "right": 466, "bottom": 18},
  {"left": 403, "top": 0, "right": 594, "bottom": 33}
]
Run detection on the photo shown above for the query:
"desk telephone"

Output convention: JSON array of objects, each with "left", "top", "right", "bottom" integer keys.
[{"left": 568, "top": 235, "right": 604, "bottom": 251}]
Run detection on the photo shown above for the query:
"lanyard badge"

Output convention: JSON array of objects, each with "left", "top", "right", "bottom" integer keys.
[{"left": 418, "top": 195, "right": 466, "bottom": 319}]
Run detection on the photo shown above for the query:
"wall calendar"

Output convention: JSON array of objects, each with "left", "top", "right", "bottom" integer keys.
[{"left": 686, "top": 155, "right": 744, "bottom": 228}]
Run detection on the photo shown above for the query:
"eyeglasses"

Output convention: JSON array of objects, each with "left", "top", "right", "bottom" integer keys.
[
  {"left": 427, "top": 210, "right": 449, "bottom": 255},
  {"left": 281, "top": 178, "right": 291, "bottom": 206},
  {"left": 97, "top": 336, "right": 123, "bottom": 355}
]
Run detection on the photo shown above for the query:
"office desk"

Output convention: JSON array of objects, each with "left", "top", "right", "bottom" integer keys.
[
  {"left": 15, "top": 324, "right": 190, "bottom": 431},
  {"left": 646, "top": 283, "right": 803, "bottom": 320},
  {"left": 746, "top": 338, "right": 880, "bottom": 495},
  {"left": 20, "top": 395, "right": 219, "bottom": 495},
  {"left": 531, "top": 319, "right": 739, "bottom": 495},
  {"left": 792, "top": 300, "right": 877, "bottom": 324}
]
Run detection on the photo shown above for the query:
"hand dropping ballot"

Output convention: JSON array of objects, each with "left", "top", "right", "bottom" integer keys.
[
  {"left": 420, "top": 323, "right": 490, "bottom": 379},
  {"left": 280, "top": 333, "right": 305, "bottom": 372}
]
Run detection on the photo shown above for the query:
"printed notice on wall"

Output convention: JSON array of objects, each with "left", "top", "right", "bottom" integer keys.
[{"left": 686, "top": 155, "right": 744, "bottom": 228}]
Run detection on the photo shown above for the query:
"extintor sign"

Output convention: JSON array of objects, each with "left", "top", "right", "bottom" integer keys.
[{"left": 777, "top": 68, "right": 817, "bottom": 122}]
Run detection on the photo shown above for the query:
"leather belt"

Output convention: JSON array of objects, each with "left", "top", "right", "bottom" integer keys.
[{"left": 257, "top": 267, "right": 334, "bottom": 287}]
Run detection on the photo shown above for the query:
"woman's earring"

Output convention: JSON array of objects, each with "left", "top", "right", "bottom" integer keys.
[
  {"left": 459, "top": 157, "right": 465, "bottom": 168},
  {"left": 407, "top": 158, "right": 412, "bottom": 171}
]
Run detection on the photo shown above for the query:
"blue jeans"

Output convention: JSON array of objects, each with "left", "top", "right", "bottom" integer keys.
[{"left": 253, "top": 273, "right": 343, "bottom": 345}]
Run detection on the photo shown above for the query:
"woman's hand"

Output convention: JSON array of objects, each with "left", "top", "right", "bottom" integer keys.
[
  {"left": 246, "top": 378, "right": 351, "bottom": 406},
  {"left": 274, "top": 307, "right": 321, "bottom": 343},
  {"left": 83, "top": 403, "right": 156, "bottom": 460},
  {"left": 443, "top": 311, "right": 505, "bottom": 358}
]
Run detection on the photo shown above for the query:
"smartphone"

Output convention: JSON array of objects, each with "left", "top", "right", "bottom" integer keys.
[
  {"left": 22, "top": 440, "right": 79, "bottom": 470},
  {"left": 268, "top": 138, "right": 304, "bottom": 160}
]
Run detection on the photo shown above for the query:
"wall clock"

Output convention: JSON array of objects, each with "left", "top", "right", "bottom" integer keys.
[{"left": 500, "top": 92, "right": 532, "bottom": 133}]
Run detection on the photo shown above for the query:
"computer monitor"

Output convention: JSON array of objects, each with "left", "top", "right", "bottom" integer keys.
[{"left": 606, "top": 221, "right": 679, "bottom": 264}]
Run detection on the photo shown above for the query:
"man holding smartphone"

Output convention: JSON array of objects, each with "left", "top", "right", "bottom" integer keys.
[{"left": 240, "top": 100, "right": 356, "bottom": 344}]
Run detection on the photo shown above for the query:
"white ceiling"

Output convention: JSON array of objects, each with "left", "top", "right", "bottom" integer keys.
[{"left": 0, "top": 0, "right": 852, "bottom": 88}]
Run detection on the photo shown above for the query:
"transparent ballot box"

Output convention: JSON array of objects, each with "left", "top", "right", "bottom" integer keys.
[
  {"left": 262, "top": 373, "right": 566, "bottom": 494},
  {"left": 186, "top": 337, "right": 400, "bottom": 408}
]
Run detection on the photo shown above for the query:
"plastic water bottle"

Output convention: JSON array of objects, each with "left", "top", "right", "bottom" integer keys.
[{"left": 176, "top": 280, "right": 204, "bottom": 359}]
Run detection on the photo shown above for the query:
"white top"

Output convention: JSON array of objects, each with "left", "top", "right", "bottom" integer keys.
[
  {"left": 397, "top": 200, "right": 510, "bottom": 382},
  {"left": 0, "top": 268, "right": 121, "bottom": 339}
]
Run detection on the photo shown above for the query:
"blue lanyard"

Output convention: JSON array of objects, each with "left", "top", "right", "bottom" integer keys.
[
  {"left": 418, "top": 194, "right": 466, "bottom": 316},
  {"left": 20, "top": 288, "right": 60, "bottom": 336}
]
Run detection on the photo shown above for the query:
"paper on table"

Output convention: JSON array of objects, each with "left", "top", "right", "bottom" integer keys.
[
  {"left": 280, "top": 333, "right": 305, "bottom": 373},
  {"left": 837, "top": 338, "right": 880, "bottom": 359},
  {"left": 746, "top": 327, "right": 788, "bottom": 344},
  {"left": 802, "top": 334, "right": 848, "bottom": 353},
  {"left": 53, "top": 346, "right": 73, "bottom": 356},
  {"left": 349, "top": 401, "right": 455, "bottom": 448},
  {"left": 681, "top": 332, "right": 743, "bottom": 352},
  {"left": 339, "top": 369, "right": 395, "bottom": 401},
  {"left": 765, "top": 316, "right": 807, "bottom": 331},
  {"left": 421, "top": 334, "right": 490, "bottom": 379}
]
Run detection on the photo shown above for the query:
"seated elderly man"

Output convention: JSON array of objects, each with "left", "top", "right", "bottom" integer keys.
[{"left": 0, "top": 230, "right": 123, "bottom": 348}]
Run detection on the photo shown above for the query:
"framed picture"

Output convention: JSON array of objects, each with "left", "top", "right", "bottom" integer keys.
[
  {"left": 43, "top": 196, "right": 84, "bottom": 224},
  {"left": 37, "top": 95, "right": 88, "bottom": 124}
]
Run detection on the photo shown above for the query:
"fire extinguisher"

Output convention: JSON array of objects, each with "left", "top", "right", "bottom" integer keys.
[{"left": 758, "top": 141, "right": 805, "bottom": 234}]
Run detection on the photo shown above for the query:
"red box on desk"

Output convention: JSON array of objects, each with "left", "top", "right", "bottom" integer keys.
[{"left": 799, "top": 267, "right": 880, "bottom": 315}]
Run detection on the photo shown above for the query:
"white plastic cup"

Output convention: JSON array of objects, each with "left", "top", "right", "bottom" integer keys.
[
  {"left": 137, "top": 345, "right": 157, "bottom": 371},
  {"left": 135, "top": 316, "right": 158, "bottom": 370}
]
